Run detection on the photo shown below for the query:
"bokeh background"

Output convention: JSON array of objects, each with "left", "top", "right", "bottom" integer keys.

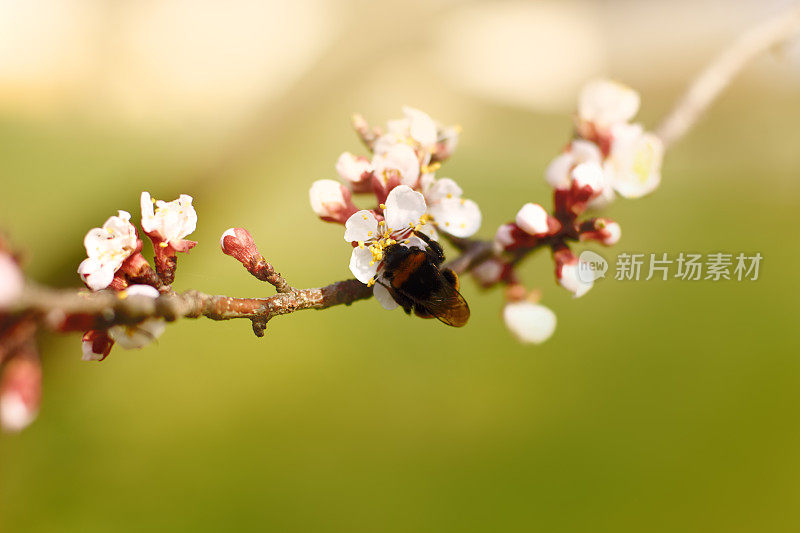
[{"left": 2, "top": 0, "right": 800, "bottom": 531}]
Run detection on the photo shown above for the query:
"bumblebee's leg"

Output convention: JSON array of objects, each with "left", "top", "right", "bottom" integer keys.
[
  {"left": 413, "top": 230, "right": 446, "bottom": 265},
  {"left": 441, "top": 268, "right": 459, "bottom": 291}
]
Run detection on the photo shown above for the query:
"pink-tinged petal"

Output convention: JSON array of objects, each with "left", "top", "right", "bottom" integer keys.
[
  {"left": 403, "top": 106, "right": 438, "bottom": 147},
  {"left": 515, "top": 203, "right": 549, "bottom": 236},
  {"left": 309, "top": 179, "right": 347, "bottom": 217},
  {"left": 578, "top": 79, "right": 640, "bottom": 129},
  {"left": 0, "top": 253, "right": 24, "bottom": 309},
  {"left": 384, "top": 186, "right": 426, "bottom": 232},
  {"left": 429, "top": 198, "right": 481, "bottom": 238},
  {"left": 336, "top": 152, "right": 372, "bottom": 183},
  {"left": 503, "top": 302, "right": 557, "bottom": 344},
  {"left": 372, "top": 282, "right": 398, "bottom": 310},
  {"left": 349, "top": 246, "right": 378, "bottom": 284},
  {"left": 471, "top": 258, "right": 505, "bottom": 287},
  {"left": 494, "top": 224, "right": 517, "bottom": 249},
  {"left": 344, "top": 211, "right": 380, "bottom": 243}
]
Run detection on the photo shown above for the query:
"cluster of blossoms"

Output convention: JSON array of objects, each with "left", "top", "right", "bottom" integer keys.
[
  {"left": 479, "top": 79, "right": 664, "bottom": 344},
  {"left": 73, "top": 193, "right": 197, "bottom": 362},
  {"left": 309, "top": 107, "right": 482, "bottom": 307}
]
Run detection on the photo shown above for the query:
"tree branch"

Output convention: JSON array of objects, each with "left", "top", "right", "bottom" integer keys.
[{"left": 656, "top": 4, "right": 800, "bottom": 148}]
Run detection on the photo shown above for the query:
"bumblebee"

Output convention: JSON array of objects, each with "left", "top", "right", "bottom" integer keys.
[{"left": 375, "top": 231, "right": 470, "bottom": 327}]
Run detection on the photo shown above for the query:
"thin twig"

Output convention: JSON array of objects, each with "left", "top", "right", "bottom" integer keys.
[{"left": 656, "top": 4, "right": 800, "bottom": 148}]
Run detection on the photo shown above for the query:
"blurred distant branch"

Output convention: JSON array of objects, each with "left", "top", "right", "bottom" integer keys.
[{"left": 656, "top": 4, "right": 800, "bottom": 148}]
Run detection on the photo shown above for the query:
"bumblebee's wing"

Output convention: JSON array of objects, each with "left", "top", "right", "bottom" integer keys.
[{"left": 388, "top": 272, "right": 470, "bottom": 328}]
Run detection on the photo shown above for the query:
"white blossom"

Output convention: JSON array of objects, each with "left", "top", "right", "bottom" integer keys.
[
  {"left": 503, "top": 301, "right": 557, "bottom": 344},
  {"left": 344, "top": 186, "right": 435, "bottom": 308},
  {"left": 421, "top": 176, "right": 481, "bottom": 238},
  {"left": 604, "top": 124, "right": 664, "bottom": 198},
  {"left": 107, "top": 285, "right": 166, "bottom": 349},
  {"left": 140, "top": 192, "right": 197, "bottom": 251},
  {"left": 77, "top": 210, "right": 138, "bottom": 291},
  {"left": 0, "top": 253, "right": 24, "bottom": 309},
  {"left": 578, "top": 79, "right": 640, "bottom": 131}
]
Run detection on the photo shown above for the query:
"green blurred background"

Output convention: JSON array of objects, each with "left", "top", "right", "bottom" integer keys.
[{"left": 1, "top": 1, "right": 800, "bottom": 531}]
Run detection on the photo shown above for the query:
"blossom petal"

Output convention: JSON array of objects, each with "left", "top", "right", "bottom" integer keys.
[
  {"left": 607, "top": 130, "right": 663, "bottom": 198},
  {"left": 109, "top": 319, "right": 166, "bottom": 350},
  {"left": 125, "top": 284, "right": 160, "bottom": 298},
  {"left": 403, "top": 106, "right": 438, "bottom": 147},
  {"left": 579, "top": 79, "right": 640, "bottom": 129},
  {"left": 349, "top": 246, "right": 379, "bottom": 284},
  {"left": 372, "top": 144, "right": 420, "bottom": 187},
  {"left": 384, "top": 186, "right": 426, "bottom": 232},
  {"left": 344, "top": 210, "right": 380, "bottom": 243},
  {"left": 336, "top": 152, "right": 372, "bottom": 183},
  {"left": 429, "top": 198, "right": 481, "bottom": 238},
  {"left": 503, "top": 302, "right": 557, "bottom": 344},
  {"left": 372, "top": 282, "right": 398, "bottom": 310},
  {"left": 140, "top": 191, "right": 156, "bottom": 233},
  {"left": 425, "top": 177, "right": 463, "bottom": 203},
  {"left": 558, "top": 263, "right": 593, "bottom": 298},
  {"left": 77, "top": 258, "right": 114, "bottom": 291}
]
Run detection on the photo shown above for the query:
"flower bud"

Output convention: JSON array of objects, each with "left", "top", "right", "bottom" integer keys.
[
  {"left": 503, "top": 301, "right": 557, "bottom": 344},
  {"left": 336, "top": 152, "right": 373, "bottom": 191},
  {"left": 553, "top": 246, "right": 593, "bottom": 298},
  {"left": 81, "top": 329, "right": 115, "bottom": 361},
  {"left": 515, "top": 203, "right": 550, "bottom": 236},
  {"left": 471, "top": 258, "right": 507, "bottom": 288},
  {"left": 580, "top": 218, "right": 621, "bottom": 246},
  {"left": 0, "top": 347, "right": 41, "bottom": 432},
  {"left": 309, "top": 179, "right": 357, "bottom": 223},
  {"left": 220, "top": 227, "right": 261, "bottom": 266},
  {"left": 0, "top": 252, "right": 24, "bottom": 309}
]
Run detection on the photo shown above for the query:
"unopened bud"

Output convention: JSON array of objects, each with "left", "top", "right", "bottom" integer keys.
[
  {"left": 81, "top": 329, "right": 115, "bottom": 362},
  {"left": 220, "top": 227, "right": 261, "bottom": 267},
  {"left": 309, "top": 180, "right": 357, "bottom": 223},
  {"left": 0, "top": 347, "right": 41, "bottom": 432}
]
